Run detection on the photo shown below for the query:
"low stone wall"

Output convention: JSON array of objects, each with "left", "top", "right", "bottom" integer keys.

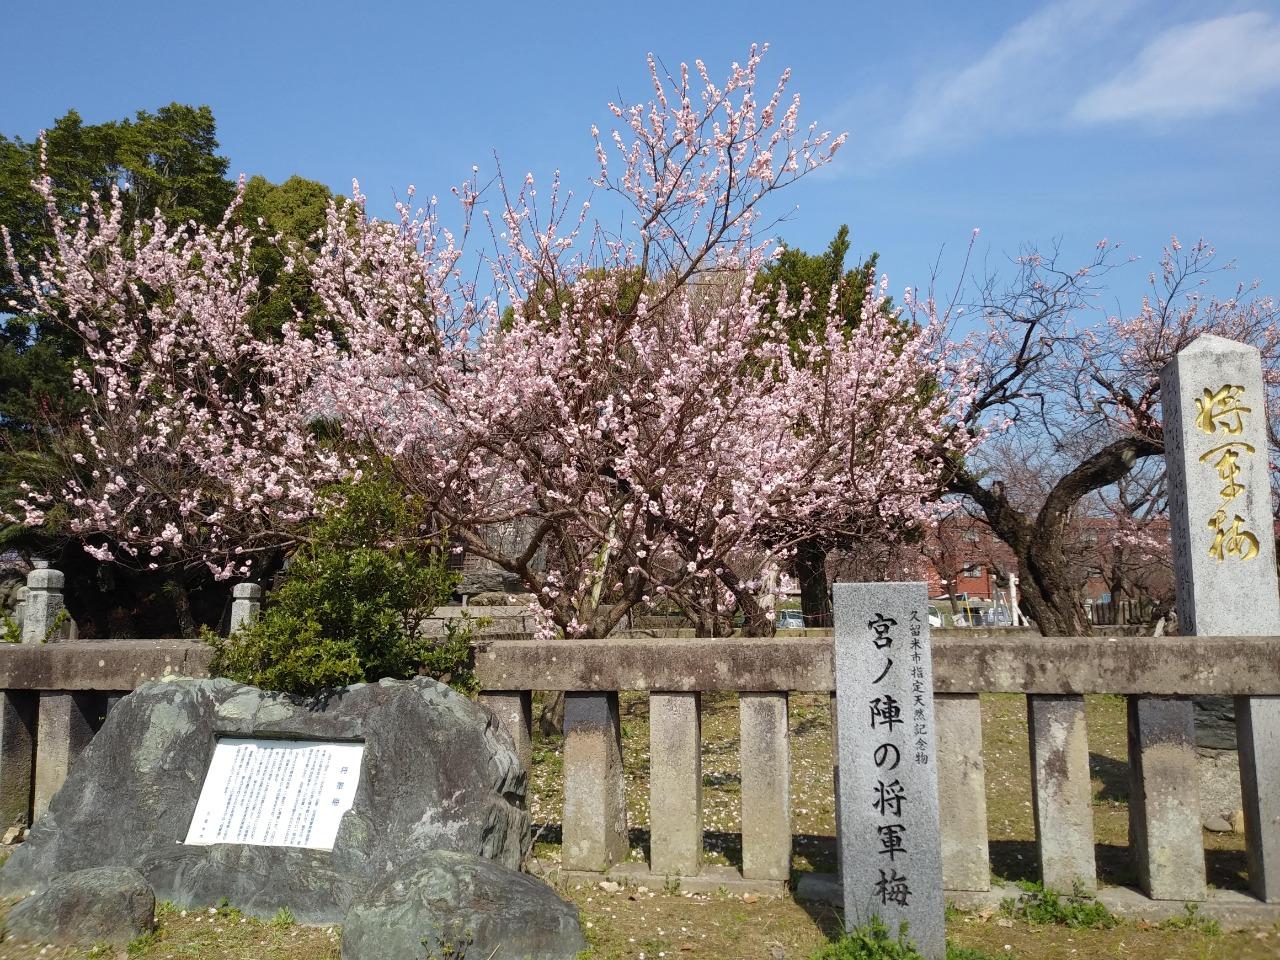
[
  {"left": 7, "top": 629, "right": 1280, "bottom": 925},
  {"left": 471, "top": 634, "right": 1280, "bottom": 694}
]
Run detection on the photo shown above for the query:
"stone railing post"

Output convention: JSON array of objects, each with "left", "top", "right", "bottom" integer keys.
[
  {"left": 0, "top": 687, "right": 36, "bottom": 829},
  {"left": 649, "top": 691, "right": 702, "bottom": 876},
  {"left": 562, "top": 692, "right": 628, "bottom": 871},
  {"left": 229, "top": 582, "right": 263, "bottom": 633},
  {"left": 936, "top": 693, "right": 991, "bottom": 891},
  {"left": 1161, "top": 335, "right": 1278, "bottom": 902},
  {"left": 740, "top": 691, "right": 791, "bottom": 881},
  {"left": 1028, "top": 694, "right": 1097, "bottom": 892},
  {"left": 23, "top": 564, "right": 95, "bottom": 821},
  {"left": 12, "top": 585, "right": 27, "bottom": 637}
]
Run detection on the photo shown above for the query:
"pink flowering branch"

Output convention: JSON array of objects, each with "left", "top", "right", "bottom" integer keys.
[{"left": 7, "top": 47, "right": 977, "bottom": 637}]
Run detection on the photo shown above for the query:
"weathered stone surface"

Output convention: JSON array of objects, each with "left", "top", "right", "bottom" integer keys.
[
  {"left": 833, "top": 582, "right": 945, "bottom": 960},
  {"left": 469, "top": 591, "right": 532, "bottom": 606},
  {"left": 650, "top": 691, "right": 702, "bottom": 877},
  {"left": 0, "top": 690, "right": 36, "bottom": 829},
  {"left": 0, "top": 639, "right": 215, "bottom": 691},
  {"left": 32, "top": 691, "right": 96, "bottom": 819},
  {"left": 0, "top": 677, "right": 529, "bottom": 924},
  {"left": 3, "top": 632, "right": 1280, "bottom": 696},
  {"left": 478, "top": 690, "right": 533, "bottom": 777},
  {"left": 562, "top": 692, "right": 627, "bottom": 871},
  {"left": 341, "top": 850, "right": 585, "bottom": 960},
  {"left": 740, "top": 692, "right": 791, "bottom": 882},
  {"left": 228, "top": 583, "right": 262, "bottom": 633},
  {"left": 1161, "top": 335, "right": 1280, "bottom": 640},
  {"left": 1028, "top": 695, "right": 1097, "bottom": 893},
  {"left": 7, "top": 866, "right": 154, "bottom": 946},
  {"left": 474, "top": 634, "right": 1280, "bottom": 695},
  {"left": 21, "top": 565, "right": 70, "bottom": 644},
  {"left": 1126, "top": 696, "right": 1206, "bottom": 900},
  {"left": 1194, "top": 695, "right": 1238, "bottom": 750},
  {"left": 1237, "top": 694, "right": 1280, "bottom": 901},
  {"left": 457, "top": 570, "right": 525, "bottom": 596},
  {"left": 936, "top": 694, "right": 990, "bottom": 892},
  {"left": 1161, "top": 335, "right": 1280, "bottom": 902}
]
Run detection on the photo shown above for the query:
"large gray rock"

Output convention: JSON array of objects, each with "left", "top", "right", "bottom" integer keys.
[
  {"left": 0, "top": 677, "right": 528, "bottom": 924},
  {"left": 1195, "top": 695, "right": 1238, "bottom": 750},
  {"left": 7, "top": 866, "right": 154, "bottom": 946},
  {"left": 341, "top": 851, "right": 586, "bottom": 960}
]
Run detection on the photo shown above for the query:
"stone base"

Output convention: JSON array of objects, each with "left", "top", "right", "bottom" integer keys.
[
  {"left": 533, "top": 861, "right": 787, "bottom": 898},
  {"left": 794, "top": 874, "right": 1280, "bottom": 931}
]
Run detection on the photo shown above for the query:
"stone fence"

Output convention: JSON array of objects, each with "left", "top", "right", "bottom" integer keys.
[{"left": 4, "top": 612, "right": 1279, "bottom": 921}]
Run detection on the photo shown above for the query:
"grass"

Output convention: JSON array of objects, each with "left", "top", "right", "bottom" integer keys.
[
  {"left": 999, "top": 881, "right": 1117, "bottom": 930},
  {"left": 0, "top": 693, "right": 1273, "bottom": 959}
]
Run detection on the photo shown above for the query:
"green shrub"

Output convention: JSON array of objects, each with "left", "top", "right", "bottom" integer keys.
[
  {"left": 1000, "top": 880, "right": 1116, "bottom": 929},
  {"left": 1158, "top": 902, "right": 1220, "bottom": 936},
  {"left": 809, "top": 921, "right": 1009, "bottom": 960},
  {"left": 810, "top": 919, "right": 920, "bottom": 960},
  {"left": 208, "top": 477, "right": 475, "bottom": 697},
  {"left": 946, "top": 947, "right": 1007, "bottom": 960}
]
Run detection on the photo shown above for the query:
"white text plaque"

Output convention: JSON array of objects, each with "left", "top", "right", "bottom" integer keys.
[{"left": 184, "top": 738, "right": 364, "bottom": 850}]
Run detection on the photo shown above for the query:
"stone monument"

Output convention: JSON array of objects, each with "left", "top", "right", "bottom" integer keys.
[
  {"left": 833, "top": 582, "right": 945, "bottom": 960},
  {"left": 1161, "top": 334, "right": 1280, "bottom": 902},
  {"left": 1, "top": 675, "right": 586, "bottom": 957}
]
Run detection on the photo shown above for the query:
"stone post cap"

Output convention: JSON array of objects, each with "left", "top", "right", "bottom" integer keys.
[
  {"left": 232, "top": 583, "right": 263, "bottom": 599},
  {"left": 1178, "top": 332, "right": 1259, "bottom": 357},
  {"left": 26, "top": 567, "right": 64, "bottom": 591}
]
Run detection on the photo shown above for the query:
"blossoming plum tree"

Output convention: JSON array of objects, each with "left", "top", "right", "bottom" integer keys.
[
  {"left": 6, "top": 46, "right": 983, "bottom": 640},
  {"left": 937, "top": 237, "right": 1280, "bottom": 635}
]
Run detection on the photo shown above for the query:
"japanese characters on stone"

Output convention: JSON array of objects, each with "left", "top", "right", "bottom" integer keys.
[{"left": 834, "top": 582, "right": 945, "bottom": 960}]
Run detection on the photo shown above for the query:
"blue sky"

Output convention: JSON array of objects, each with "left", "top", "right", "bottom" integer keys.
[{"left": 4, "top": 0, "right": 1279, "bottom": 311}]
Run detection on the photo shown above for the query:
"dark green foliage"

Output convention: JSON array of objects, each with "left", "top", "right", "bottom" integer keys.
[
  {"left": 1000, "top": 880, "right": 1117, "bottom": 930},
  {"left": 208, "top": 478, "right": 473, "bottom": 697},
  {"left": 756, "top": 224, "right": 883, "bottom": 350},
  {"left": 0, "top": 104, "right": 332, "bottom": 636},
  {"left": 234, "top": 174, "right": 333, "bottom": 337}
]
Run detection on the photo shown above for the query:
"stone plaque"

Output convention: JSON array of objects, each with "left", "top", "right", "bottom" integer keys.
[
  {"left": 833, "top": 582, "right": 944, "bottom": 960},
  {"left": 184, "top": 737, "right": 364, "bottom": 850}
]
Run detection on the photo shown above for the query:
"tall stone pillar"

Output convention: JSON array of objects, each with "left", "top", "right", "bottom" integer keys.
[{"left": 1161, "top": 334, "right": 1279, "bottom": 901}]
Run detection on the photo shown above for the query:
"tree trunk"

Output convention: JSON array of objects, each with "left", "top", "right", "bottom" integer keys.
[
  {"left": 538, "top": 691, "right": 566, "bottom": 738},
  {"left": 795, "top": 538, "right": 832, "bottom": 628},
  {"left": 946, "top": 434, "right": 1160, "bottom": 638},
  {"left": 943, "top": 577, "right": 960, "bottom": 627},
  {"left": 162, "top": 579, "right": 198, "bottom": 638},
  {"left": 1009, "top": 546, "right": 1092, "bottom": 636}
]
